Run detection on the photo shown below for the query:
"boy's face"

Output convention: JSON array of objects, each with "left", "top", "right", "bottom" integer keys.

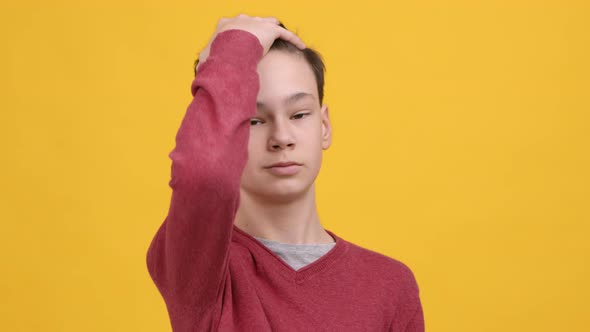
[{"left": 239, "top": 50, "right": 332, "bottom": 202}]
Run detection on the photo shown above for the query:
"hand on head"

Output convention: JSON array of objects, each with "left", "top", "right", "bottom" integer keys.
[{"left": 196, "top": 14, "right": 306, "bottom": 73}]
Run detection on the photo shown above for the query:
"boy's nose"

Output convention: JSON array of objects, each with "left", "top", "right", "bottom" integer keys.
[{"left": 268, "top": 122, "right": 296, "bottom": 151}]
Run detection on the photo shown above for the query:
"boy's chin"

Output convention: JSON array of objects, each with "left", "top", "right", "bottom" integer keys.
[{"left": 243, "top": 183, "right": 311, "bottom": 203}]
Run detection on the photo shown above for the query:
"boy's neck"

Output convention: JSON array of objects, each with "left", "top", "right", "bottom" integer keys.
[{"left": 234, "top": 185, "right": 334, "bottom": 245}]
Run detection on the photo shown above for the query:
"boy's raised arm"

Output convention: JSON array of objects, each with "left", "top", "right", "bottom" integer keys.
[
  {"left": 145, "top": 15, "right": 305, "bottom": 310},
  {"left": 146, "top": 28, "right": 262, "bottom": 308}
]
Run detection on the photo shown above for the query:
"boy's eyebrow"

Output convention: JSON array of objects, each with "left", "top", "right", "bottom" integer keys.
[{"left": 256, "top": 92, "right": 316, "bottom": 109}]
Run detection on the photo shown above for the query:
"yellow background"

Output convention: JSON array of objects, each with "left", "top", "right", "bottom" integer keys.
[{"left": 1, "top": 1, "right": 588, "bottom": 331}]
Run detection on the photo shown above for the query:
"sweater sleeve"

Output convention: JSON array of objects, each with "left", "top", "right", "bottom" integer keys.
[
  {"left": 145, "top": 29, "right": 263, "bottom": 309},
  {"left": 389, "top": 264, "right": 425, "bottom": 332},
  {"left": 403, "top": 301, "right": 425, "bottom": 332}
]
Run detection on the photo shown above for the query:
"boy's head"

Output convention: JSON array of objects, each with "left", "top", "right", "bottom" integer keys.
[{"left": 196, "top": 23, "right": 332, "bottom": 203}]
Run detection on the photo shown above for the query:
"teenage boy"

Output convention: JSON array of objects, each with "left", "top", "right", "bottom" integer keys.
[{"left": 147, "top": 14, "right": 424, "bottom": 331}]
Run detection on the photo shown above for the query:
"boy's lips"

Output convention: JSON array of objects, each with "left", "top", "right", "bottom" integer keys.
[
  {"left": 266, "top": 161, "right": 302, "bottom": 168},
  {"left": 264, "top": 161, "right": 303, "bottom": 176}
]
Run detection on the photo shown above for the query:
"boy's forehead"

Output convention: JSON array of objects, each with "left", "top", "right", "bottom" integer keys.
[{"left": 256, "top": 51, "right": 319, "bottom": 108}]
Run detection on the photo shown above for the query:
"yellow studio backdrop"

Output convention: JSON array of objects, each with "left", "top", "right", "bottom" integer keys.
[{"left": 1, "top": 1, "right": 588, "bottom": 331}]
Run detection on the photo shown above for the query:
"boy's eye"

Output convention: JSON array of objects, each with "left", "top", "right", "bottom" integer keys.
[
  {"left": 250, "top": 113, "right": 309, "bottom": 125},
  {"left": 292, "top": 113, "right": 310, "bottom": 120}
]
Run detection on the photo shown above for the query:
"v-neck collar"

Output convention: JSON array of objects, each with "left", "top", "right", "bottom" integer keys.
[{"left": 232, "top": 224, "right": 349, "bottom": 284}]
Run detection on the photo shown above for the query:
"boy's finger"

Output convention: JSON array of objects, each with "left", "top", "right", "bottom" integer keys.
[
  {"left": 263, "top": 16, "right": 279, "bottom": 24},
  {"left": 277, "top": 28, "right": 306, "bottom": 49}
]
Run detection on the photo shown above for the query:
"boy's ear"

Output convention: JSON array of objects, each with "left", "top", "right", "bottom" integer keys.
[{"left": 320, "top": 104, "right": 332, "bottom": 150}]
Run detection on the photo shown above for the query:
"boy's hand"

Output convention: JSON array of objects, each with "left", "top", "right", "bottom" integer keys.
[{"left": 196, "top": 14, "right": 306, "bottom": 72}]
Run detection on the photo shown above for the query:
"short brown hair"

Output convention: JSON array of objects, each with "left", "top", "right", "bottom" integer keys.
[{"left": 193, "top": 23, "right": 326, "bottom": 105}]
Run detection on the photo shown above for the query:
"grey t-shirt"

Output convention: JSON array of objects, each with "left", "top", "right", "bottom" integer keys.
[{"left": 253, "top": 236, "right": 336, "bottom": 271}]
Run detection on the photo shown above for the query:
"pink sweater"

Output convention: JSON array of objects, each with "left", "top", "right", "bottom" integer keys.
[{"left": 146, "top": 29, "right": 424, "bottom": 332}]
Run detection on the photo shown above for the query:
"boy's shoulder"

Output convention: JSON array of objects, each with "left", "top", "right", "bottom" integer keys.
[{"left": 343, "top": 238, "right": 419, "bottom": 284}]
